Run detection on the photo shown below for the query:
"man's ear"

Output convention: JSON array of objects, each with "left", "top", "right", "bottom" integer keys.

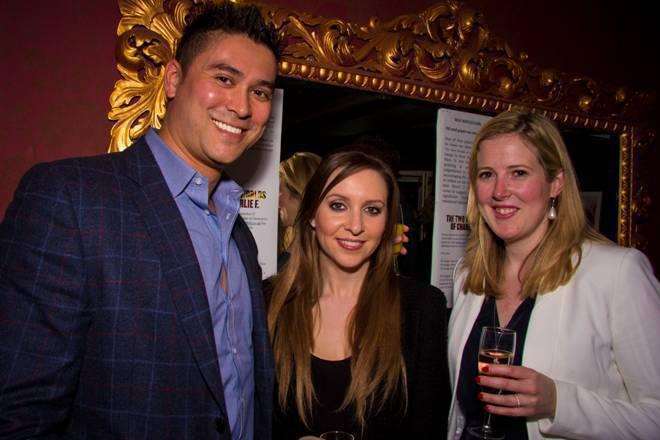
[{"left": 163, "top": 59, "right": 183, "bottom": 99}]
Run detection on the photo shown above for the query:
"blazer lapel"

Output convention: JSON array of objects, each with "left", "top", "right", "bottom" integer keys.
[
  {"left": 232, "top": 216, "right": 274, "bottom": 436},
  {"left": 118, "top": 139, "right": 227, "bottom": 412},
  {"left": 522, "top": 286, "right": 565, "bottom": 375}
]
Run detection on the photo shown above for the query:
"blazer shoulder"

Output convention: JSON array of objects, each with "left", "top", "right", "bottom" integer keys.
[{"left": 581, "top": 241, "right": 651, "bottom": 270}]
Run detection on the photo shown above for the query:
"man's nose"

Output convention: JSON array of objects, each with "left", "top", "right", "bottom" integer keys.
[{"left": 227, "top": 88, "right": 251, "bottom": 119}]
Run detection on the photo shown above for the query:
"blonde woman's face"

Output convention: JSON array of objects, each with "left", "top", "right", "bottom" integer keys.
[
  {"left": 475, "top": 133, "right": 563, "bottom": 254},
  {"left": 279, "top": 183, "right": 301, "bottom": 227},
  {"left": 312, "top": 169, "right": 388, "bottom": 274}
]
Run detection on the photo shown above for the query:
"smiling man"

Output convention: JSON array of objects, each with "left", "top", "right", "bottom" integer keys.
[{"left": 0, "top": 3, "right": 279, "bottom": 439}]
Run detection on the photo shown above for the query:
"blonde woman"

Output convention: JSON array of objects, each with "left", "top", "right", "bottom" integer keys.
[
  {"left": 448, "top": 110, "right": 660, "bottom": 439},
  {"left": 279, "top": 152, "right": 321, "bottom": 253},
  {"left": 269, "top": 148, "right": 449, "bottom": 439}
]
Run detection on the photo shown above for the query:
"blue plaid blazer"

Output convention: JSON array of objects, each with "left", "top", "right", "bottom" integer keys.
[{"left": 0, "top": 138, "right": 274, "bottom": 439}]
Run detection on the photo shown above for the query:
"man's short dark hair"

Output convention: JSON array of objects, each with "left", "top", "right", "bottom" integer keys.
[{"left": 175, "top": 2, "right": 281, "bottom": 73}]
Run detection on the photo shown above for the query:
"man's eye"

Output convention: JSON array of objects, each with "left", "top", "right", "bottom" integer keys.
[
  {"left": 216, "top": 75, "right": 232, "bottom": 85},
  {"left": 252, "top": 89, "right": 272, "bottom": 101}
]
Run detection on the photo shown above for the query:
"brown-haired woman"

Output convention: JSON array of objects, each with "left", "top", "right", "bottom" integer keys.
[
  {"left": 448, "top": 110, "right": 660, "bottom": 439},
  {"left": 268, "top": 148, "right": 449, "bottom": 439}
]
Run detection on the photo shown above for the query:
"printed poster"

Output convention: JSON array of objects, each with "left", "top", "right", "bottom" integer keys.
[
  {"left": 431, "top": 108, "right": 490, "bottom": 306},
  {"left": 226, "top": 88, "right": 283, "bottom": 279}
]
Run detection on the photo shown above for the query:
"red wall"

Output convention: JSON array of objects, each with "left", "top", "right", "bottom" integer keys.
[
  {"left": 2, "top": 1, "right": 657, "bottom": 255},
  {"left": 1, "top": 1, "right": 120, "bottom": 214}
]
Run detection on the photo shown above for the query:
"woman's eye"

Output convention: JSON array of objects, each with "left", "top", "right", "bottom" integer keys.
[
  {"left": 364, "top": 206, "right": 382, "bottom": 216},
  {"left": 478, "top": 171, "right": 492, "bottom": 180},
  {"left": 512, "top": 169, "right": 528, "bottom": 177},
  {"left": 329, "top": 201, "right": 345, "bottom": 211}
]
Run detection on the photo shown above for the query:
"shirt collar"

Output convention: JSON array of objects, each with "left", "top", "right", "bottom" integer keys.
[
  {"left": 145, "top": 128, "right": 196, "bottom": 198},
  {"left": 145, "top": 128, "right": 244, "bottom": 206}
]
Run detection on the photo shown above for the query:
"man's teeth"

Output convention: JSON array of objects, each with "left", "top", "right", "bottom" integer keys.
[
  {"left": 495, "top": 207, "right": 516, "bottom": 214},
  {"left": 213, "top": 120, "right": 242, "bottom": 134}
]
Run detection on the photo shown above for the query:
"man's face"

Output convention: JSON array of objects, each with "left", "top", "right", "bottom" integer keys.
[{"left": 160, "top": 33, "right": 277, "bottom": 180}]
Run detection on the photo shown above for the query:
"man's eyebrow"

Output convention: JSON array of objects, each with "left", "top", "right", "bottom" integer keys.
[
  {"left": 208, "top": 62, "right": 275, "bottom": 88},
  {"left": 256, "top": 79, "right": 276, "bottom": 89},
  {"left": 208, "top": 62, "right": 243, "bottom": 77}
]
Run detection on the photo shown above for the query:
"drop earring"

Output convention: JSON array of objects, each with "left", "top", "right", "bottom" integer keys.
[{"left": 548, "top": 197, "right": 557, "bottom": 220}]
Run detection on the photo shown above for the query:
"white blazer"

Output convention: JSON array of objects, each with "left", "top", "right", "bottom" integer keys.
[{"left": 447, "top": 242, "right": 660, "bottom": 439}]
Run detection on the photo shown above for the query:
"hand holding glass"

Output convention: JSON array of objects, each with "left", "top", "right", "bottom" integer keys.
[{"left": 467, "top": 326, "right": 516, "bottom": 440}]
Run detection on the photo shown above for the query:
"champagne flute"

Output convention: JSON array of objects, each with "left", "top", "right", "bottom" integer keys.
[{"left": 467, "top": 326, "right": 516, "bottom": 440}]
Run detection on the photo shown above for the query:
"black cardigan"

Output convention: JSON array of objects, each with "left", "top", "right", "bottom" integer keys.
[{"left": 267, "top": 275, "right": 450, "bottom": 439}]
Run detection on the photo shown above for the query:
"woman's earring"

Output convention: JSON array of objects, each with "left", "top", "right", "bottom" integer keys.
[{"left": 548, "top": 197, "right": 557, "bottom": 220}]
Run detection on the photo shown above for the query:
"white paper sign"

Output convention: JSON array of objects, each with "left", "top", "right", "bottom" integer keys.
[
  {"left": 226, "top": 88, "right": 283, "bottom": 279},
  {"left": 431, "top": 108, "right": 490, "bottom": 306}
]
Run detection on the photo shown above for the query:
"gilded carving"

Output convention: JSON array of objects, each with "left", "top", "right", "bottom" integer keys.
[{"left": 108, "top": 0, "right": 655, "bottom": 246}]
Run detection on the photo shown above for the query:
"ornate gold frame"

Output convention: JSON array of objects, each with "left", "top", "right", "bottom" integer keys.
[{"left": 108, "top": 0, "right": 655, "bottom": 248}]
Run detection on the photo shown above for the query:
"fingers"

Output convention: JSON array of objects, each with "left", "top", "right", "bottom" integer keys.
[
  {"left": 476, "top": 374, "right": 526, "bottom": 394},
  {"left": 392, "top": 225, "right": 410, "bottom": 255},
  {"left": 476, "top": 368, "right": 557, "bottom": 419},
  {"left": 479, "top": 392, "right": 534, "bottom": 417},
  {"left": 479, "top": 363, "right": 531, "bottom": 379}
]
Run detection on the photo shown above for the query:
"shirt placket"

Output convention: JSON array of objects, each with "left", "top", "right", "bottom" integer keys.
[{"left": 221, "top": 193, "right": 246, "bottom": 439}]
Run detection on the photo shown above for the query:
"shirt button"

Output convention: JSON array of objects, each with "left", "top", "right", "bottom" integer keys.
[
  {"left": 204, "top": 209, "right": 210, "bottom": 215},
  {"left": 193, "top": 176, "right": 203, "bottom": 185},
  {"left": 225, "top": 213, "right": 231, "bottom": 220},
  {"left": 232, "top": 348, "right": 237, "bottom": 354}
]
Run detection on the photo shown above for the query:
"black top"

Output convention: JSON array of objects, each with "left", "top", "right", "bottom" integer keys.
[
  {"left": 269, "top": 276, "right": 450, "bottom": 440},
  {"left": 273, "top": 355, "right": 361, "bottom": 439},
  {"left": 457, "top": 295, "right": 535, "bottom": 440}
]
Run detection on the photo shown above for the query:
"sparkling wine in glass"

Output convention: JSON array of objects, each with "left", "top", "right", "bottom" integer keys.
[{"left": 467, "top": 326, "right": 516, "bottom": 440}]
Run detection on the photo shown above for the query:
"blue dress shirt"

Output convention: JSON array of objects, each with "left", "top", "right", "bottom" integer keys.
[{"left": 146, "top": 129, "right": 254, "bottom": 440}]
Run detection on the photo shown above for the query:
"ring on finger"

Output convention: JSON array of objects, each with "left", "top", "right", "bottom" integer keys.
[{"left": 514, "top": 394, "right": 521, "bottom": 408}]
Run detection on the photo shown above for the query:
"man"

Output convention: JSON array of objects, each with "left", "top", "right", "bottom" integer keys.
[{"left": 0, "top": 3, "right": 278, "bottom": 439}]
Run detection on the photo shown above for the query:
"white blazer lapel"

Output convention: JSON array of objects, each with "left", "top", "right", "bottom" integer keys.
[{"left": 522, "top": 285, "right": 566, "bottom": 375}]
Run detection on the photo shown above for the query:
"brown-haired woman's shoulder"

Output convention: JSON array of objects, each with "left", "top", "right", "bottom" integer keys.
[
  {"left": 397, "top": 275, "right": 447, "bottom": 311},
  {"left": 395, "top": 275, "right": 450, "bottom": 438}
]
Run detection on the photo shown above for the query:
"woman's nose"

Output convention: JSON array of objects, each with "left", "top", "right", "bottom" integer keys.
[
  {"left": 493, "top": 177, "right": 510, "bottom": 200},
  {"left": 346, "top": 210, "right": 364, "bottom": 235}
]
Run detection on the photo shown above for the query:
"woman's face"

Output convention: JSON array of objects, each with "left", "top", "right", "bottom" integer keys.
[
  {"left": 279, "top": 182, "right": 301, "bottom": 227},
  {"left": 475, "top": 133, "right": 563, "bottom": 254},
  {"left": 312, "top": 168, "right": 389, "bottom": 273}
]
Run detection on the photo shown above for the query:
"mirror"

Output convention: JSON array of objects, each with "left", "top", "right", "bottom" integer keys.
[
  {"left": 278, "top": 78, "right": 622, "bottom": 279},
  {"left": 108, "top": 0, "right": 654, "bottom": 259}
]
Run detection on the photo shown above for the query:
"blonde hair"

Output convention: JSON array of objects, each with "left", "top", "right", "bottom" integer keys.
[
  {"left": 269, "top": 149, "right": 406, "bottom": 428},
  {"left": 279, "top": 152, "right": 321, "bottom": 251},
  {"left": 462, "top": 110, "right": 608, "bottom": 298}
]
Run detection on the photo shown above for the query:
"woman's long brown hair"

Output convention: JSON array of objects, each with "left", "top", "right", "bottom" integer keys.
[{"left": 268, "top": 148, "right": 406, "bottom": 428}]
